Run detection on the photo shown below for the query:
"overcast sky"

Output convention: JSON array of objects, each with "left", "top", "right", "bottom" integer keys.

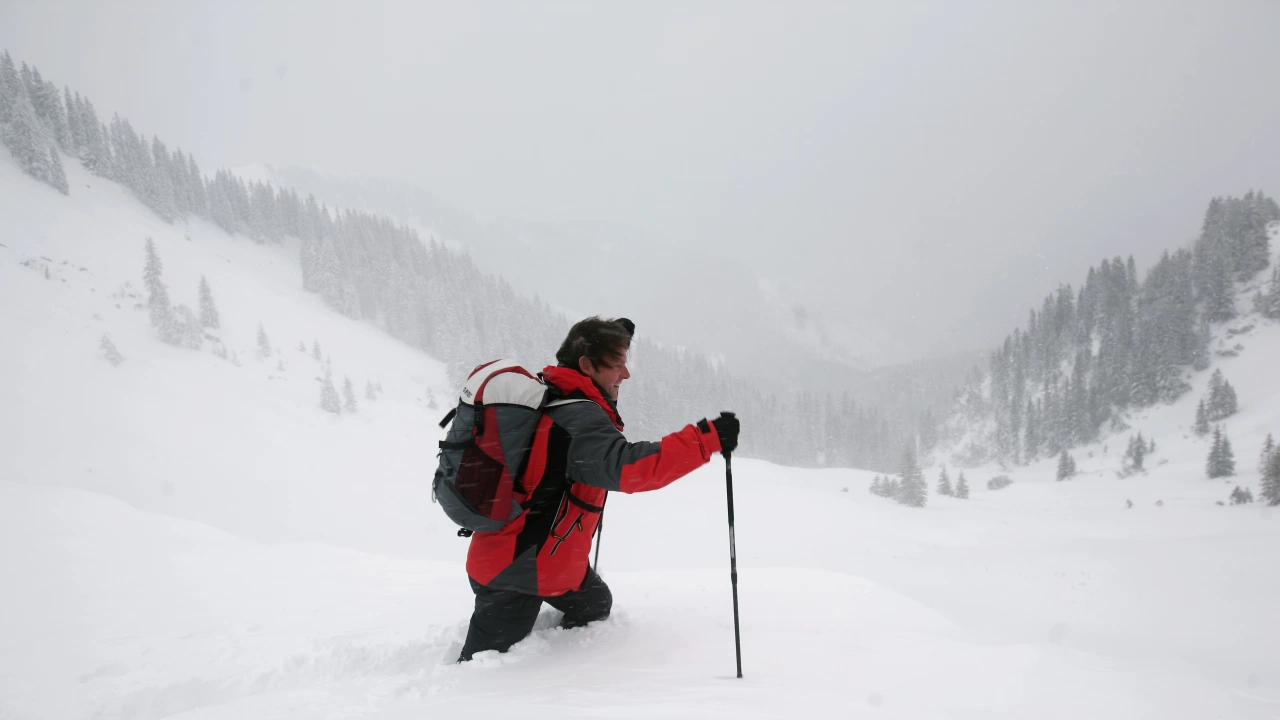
[{"left": 4, "top": 0, "right": 1279, "bottom": 363}]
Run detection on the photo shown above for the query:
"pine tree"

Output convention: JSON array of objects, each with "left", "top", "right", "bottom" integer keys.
[
  {"left": 937, "top": 466, "right": 954, "bottom": 496},
  {"left": 1126, "top": 433, "right": 1147, "bottom": 471},
  {"left": 1261, "top": 449, "right": 1280, "bottom": 506},
  {"left": 99, "top": 333, "right": 123, "bottom": 366},
  {"left": 319, "top": 366, "right": 341, "bottom": 414},
  {"left": 1260, "top": 434, "right": 1275, "bottom": 475},
  {"left": 1207, "top": 425, "right": 1236, "bottom": 479},
  {"left": 1057, "top": 450, "right": 1077, "bottom": 480},
  {"left": 174, "top": 305, "right": 203, "bottom": 349},
  {"left": 256, "top": 323, "right": 271, "bottom": 360},
  {"left": 197, "top": 276, "right": 220, "bottom": 328},
  {"left": 896, "top": 446, "right": 928, "bottom": 507},
  {"left": 312, "top": 340, "right": 322, "bottom": 361},
  {"left": 1218, "top": 380, "right": 1238, "bottom": 419},
  {"left": 955, "top": 472, "right": 970, "bottom": 499},
  {"left": 142, "top": 238, "right": 179, "bottom": 344},
  {"left": 1204, "top": 370, "right": 1238, "bottom": 421},
  {"left": 48, "top": 145, "right": 68, "bottom": 194},
  {"left": 4, "top": 90, "right": 55, "bottom": 186},
  {"left": 297, "top": 341, "right": 307, "bottom": 353},
  {"left": 1194, "top": 399, "right": 1210, "bottom": 436},
  {"left": 343, "top": 375, "right": 358, "bottom": 413},
  {"left": 365, "top": 379, "right": 377, "bottom": 401}
]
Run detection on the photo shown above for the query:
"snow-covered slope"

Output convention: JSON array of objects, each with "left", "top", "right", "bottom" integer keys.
[{"left": 3, "top": 153, "right": 1280, "bottom": 718}]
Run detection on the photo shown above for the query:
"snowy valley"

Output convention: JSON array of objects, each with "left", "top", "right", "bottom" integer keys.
[{"left": 3, "top": 121, "right": 1280, "bottom": 718}]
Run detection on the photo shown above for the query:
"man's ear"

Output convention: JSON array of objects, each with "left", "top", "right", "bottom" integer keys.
[{"left": 578, "top": 356, "right": 593, "bottom": 375}]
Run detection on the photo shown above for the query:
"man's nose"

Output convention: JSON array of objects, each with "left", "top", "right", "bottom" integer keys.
[{"left": 621, "top": 365, "right": 631, "bottom": 379}]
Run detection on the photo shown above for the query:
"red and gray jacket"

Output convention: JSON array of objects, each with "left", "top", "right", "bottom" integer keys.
[{"left": 466, "top": 365, "right": 723, "bottom": 597}]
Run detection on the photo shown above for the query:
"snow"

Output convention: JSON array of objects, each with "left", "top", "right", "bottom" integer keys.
[{"left": 2, "top": 152, "right": 1279, "bottom": 718}]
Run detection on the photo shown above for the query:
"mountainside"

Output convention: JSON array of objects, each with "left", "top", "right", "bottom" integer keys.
[
  {"left": 938, "top": 194, "right": 1280, "bottom": 470},
  {"left": 236, "top": 163, "right": 886, "bottom": 378}
]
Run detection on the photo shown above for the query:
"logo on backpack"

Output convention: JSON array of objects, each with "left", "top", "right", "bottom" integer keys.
[{"left": 431, "top": 360, "right": 584, "bottom": 535}]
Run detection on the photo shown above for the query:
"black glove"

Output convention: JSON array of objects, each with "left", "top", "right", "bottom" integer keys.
[{"left": 698, "top": 412, "right": 739, "bottom": 455}]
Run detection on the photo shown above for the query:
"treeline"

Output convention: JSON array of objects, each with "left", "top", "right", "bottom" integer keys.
[
  {"left": 1, "top": 49, "right": 934, "bottom": 473},
  {"left": 950, "top": 191, "right": 1280, "bottom": 464}
]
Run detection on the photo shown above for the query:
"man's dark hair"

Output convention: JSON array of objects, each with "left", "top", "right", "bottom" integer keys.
[{"left": 556, "top": 316, "right": 634, "bottom": 370}]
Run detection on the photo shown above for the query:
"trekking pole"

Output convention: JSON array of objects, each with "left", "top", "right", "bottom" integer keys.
[
  {"left": 724, "top": 449, "right": 743, "bottom": 679},
  {"left": 593, "top": 492, "right": 608, "bottom": 571},
  {"left": 593, "top": 513, "right": 603, "bottom": 570}
]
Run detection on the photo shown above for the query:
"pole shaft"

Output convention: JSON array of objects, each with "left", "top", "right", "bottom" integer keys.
[{"left": 726, "top": 453, "right": 743, "bottom": 678}]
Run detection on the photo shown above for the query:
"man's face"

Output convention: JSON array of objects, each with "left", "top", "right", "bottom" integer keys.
[{"left": 580, "top": 352, "right": 631, "bottom": 401}]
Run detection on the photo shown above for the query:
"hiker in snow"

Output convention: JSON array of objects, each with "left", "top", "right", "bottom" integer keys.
[{"left": 453, "top": 316, "right": 739, "bottom": 661}]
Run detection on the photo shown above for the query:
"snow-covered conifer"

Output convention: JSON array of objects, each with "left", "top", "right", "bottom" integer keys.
[
  {"left": 365, "top": 380, "right": 377, "bottom": 401},
  {"left": 99, "top": 333, "right": 123, "bottom": 366},
  {"left": 1057, "top": 450, "right": 1077, "bottom": 481},
  {"left": 955, "top": 472, "right": 970, "bottom": 499},
  {"left": 1194, "top": 399, "right": 1210, "bottom": 436},
  {"left": 937, "top": 466, "right": 954, "bottom": 496},
  {"left": 1261, "top": 449, "right": 1280, "bottom": 506},
  {"left": 319, "top": 366, "right": 341, "bottom": 414},
  {"left": 896, "top": 446, "right": 927, "bottom": 507},
  {"left": 343, "top": 375, "right": 358, "bottom": 413},
  {"left": 256, "top": 323, "right": 271, "bottom": 360},
  {"left": 1260, "top": 434, "right": 1276, "bottom": 476},
  {"left": 48, "top": 145, "right": 68, "bottom": 194},
  {"left": 312, "top": 340, "right": 322, "bottom": 361},
  {"left": 198, "top": 276, "right": 220, "bottom": 328},
  {"left": 1207, "top": 425, "right": 1236, "bottom": 479}
]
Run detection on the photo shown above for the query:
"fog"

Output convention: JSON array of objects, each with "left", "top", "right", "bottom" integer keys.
[{"left": 5, "top": 0, "right": 1279, "bottom": 364}]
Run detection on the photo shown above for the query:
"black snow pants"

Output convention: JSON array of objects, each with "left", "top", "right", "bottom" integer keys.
[{"left": 458, "top": 567, "right": 612, "bottom": 662}]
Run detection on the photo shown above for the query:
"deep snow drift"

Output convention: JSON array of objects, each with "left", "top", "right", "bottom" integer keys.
[{"left": 2, "top": 152, "right": 1279, "bottom": 718}]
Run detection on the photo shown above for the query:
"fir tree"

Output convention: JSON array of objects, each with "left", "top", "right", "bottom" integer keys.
[
  {"left": 1057, "top": 450, "right": 1077, "bottom": 481},
  {"left": 1126, "top": 433, "right": 1147, "bottom": 471},
  {"left": 1260, "top": 434, "right": 1276, "bottom": 476},
  {"left": 319, "top": 366, "right": 341, "bottom": 414},
  {"left": 312, "top": 340, "right": 322, "bottom": 361},
  {"left": 955, "top": 472, "right": 970, "bottom": 499},
  {"left": 174, "top": 305, "right": 203, "bottom": 349},
  {"left": 1207, "top": 425, "right": 1236, "bottom": 479},
  {"left": 256, "top": 323, "right": 271, "bottom": 360},
  {"left": 197, "top": 275, "right": 220, "bottom": 328},
  {"left": 48, "top": 145, "right": 68, "bottom": 194},
  {"left": 297, "top": 341, "right": 307, "bottom": 353},
  {"left": 937, "top": 466, "right": 954, "bottom": 496},
  {"left": 365, "top": 379, "right": 377, "bottom": 401},
  {"left": 1194, "top": 399, "right": 1210, "bottom": 436},
  {"left": 99, "top": 333, "right": 122, "bottom": 366},
  {"left": 343, "top": 375, "right": 358, "bottom": 413},
  {"left": 1229, "top": 486, "right": 1254, "bottom": 505},
  {"left": 142, "top": 238, "right": 179, "bottom": 344},
  {"left": 1205, "top": 370, "right": 1238, "bottom": 421},
  {"left": 896, "top": 446, "right": 928, "bottom": 507},
  {"left": 1261, "top": 449, "right": 1280, "bottom": 506},
  {"left": 3, "top": 90, "right": 55, "bottom": 185}
]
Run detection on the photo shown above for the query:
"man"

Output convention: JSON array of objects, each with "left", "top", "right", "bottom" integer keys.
[{"left": 458, "top": 316, "right": 739, "bottom": 661}]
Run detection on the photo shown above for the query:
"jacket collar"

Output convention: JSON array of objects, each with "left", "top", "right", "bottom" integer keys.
[{"left": 542, "top": 365, "right": 624, "bottom": 430}]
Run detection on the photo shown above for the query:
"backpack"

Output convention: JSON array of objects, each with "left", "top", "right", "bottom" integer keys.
[{"left": 431, "top": 359, "right": 585, "bottom": 535}]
